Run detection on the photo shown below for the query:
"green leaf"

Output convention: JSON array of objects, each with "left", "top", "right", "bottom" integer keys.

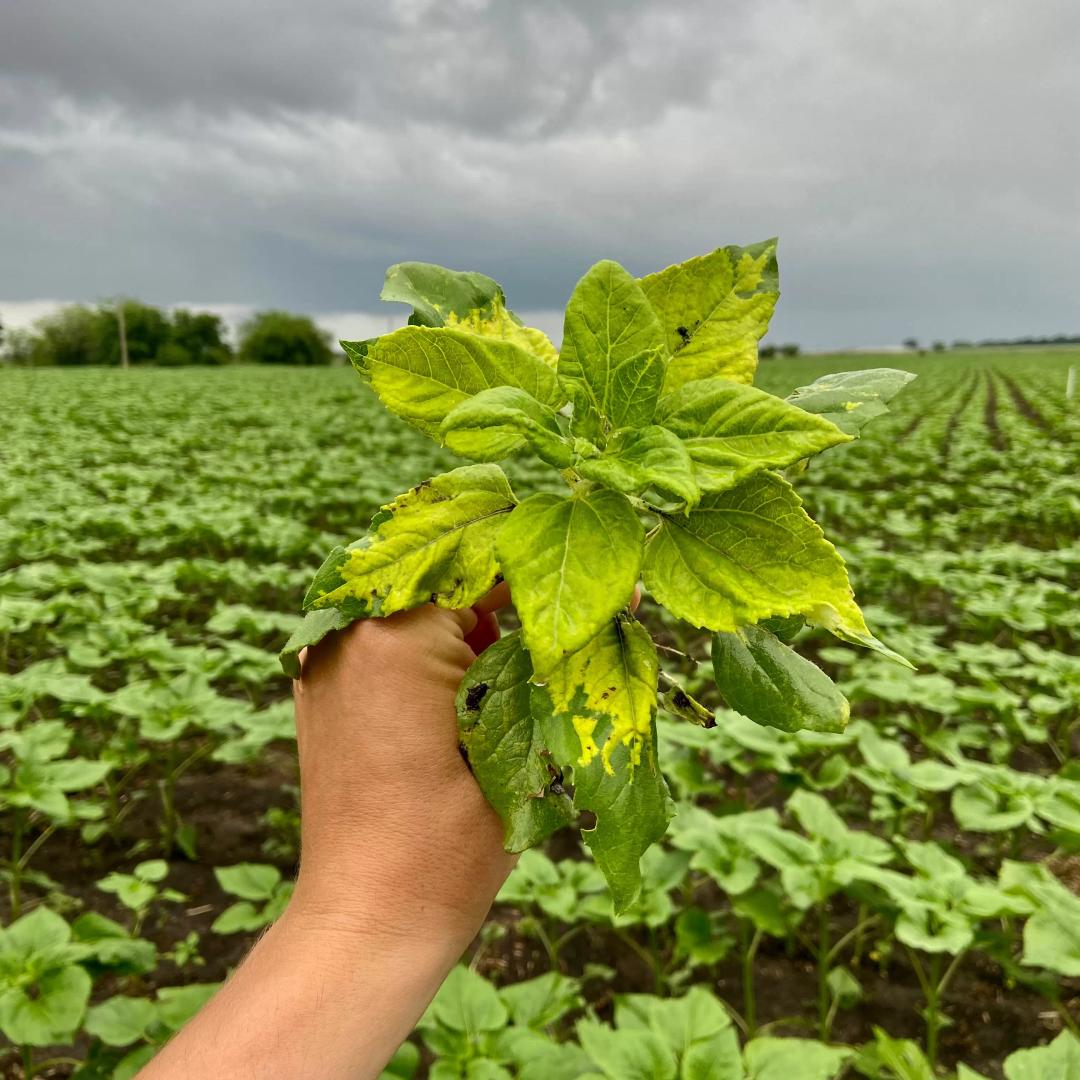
[
  {"left": 0, "top": 964, "right": 91, "bottom": 1046},
  {"left": 426, "top": 965, "right": 508, "bottom": 1034},
  {"left": 499, "top": 972, "right": 582, "bottom": 1030},
  {"left": 156, "top": 984, "right": 220, "bottom": 1030},
  {"left": 379, "top": 1040, "right": 421, "bottom": 1079},
  {"left": 576, "top": 1018, "right": 677, "bottom": 1080},
  {"left": 559, "top": 260, "right": 668, "bottom": 437},
  {"left": 213, "top": 863, "right": 282, "bottom": 901},
  {"left": 639, "top": 238, "right": 778, "bottom": 392},
  {"left": 97, "top": 873, "right": 156, "bottom": 911},
  {"left": 786, "top": 368, "right": 917, "bottom": 436},
  {"left": 47, "top": 758, "right": 111, "bottom": 791},
  {"left": 134, "top": 859, "right": 168, "bottom": 883},
  {"left": 496, "top": 489, "right": 643, "bottom": 678},
  {"left": 210, "top": 901, "right": 266, "bottom": 934},
  {"left": 114, "top": 1047, "right": 158, "bottom": 1080},
  {"left": 3, "top": 905, "right": 72, "bottom": 953},
  {"left": 457, "top": 632, "right": 575, "bottom": 852},
  {"left": 856, "top": 1027, "right": 936, "bottom": 1080},
  {"left": 345, "top": 326, "right": 564, "bottom": 438},
  {"left": 576, "top": 426, "right": 700, "bottom": 506},
  {"left": 279, "top": 608, "right": 353, "bottom": 679},
  {"left": 624, "top": 987, "right": 741, "bottom": 1080},
  {"left": 379, "top": 261, "right": 557, "bottom": 365},
  {"left": 83, "top": 996, "right": 157, "bottom": 1047},
  {"left": 643, "top": 471, "right": 871, "bottom": 641},
  {"left": 306, "top": 464, "right": 515, "bottom": 617},
  {"left": 711, "top": 624, "right": 849, "bottom": 733},
  {"left": 71, "top": 913, "right": 157, "bottom": 975},
  {"left": 440, "top": 386, "right": 572, "bottom": 467},
  {"left": 1004, "top": 1030, "right": 1080, "bottom": 1080},
  {"left": 544, "top": 618, "right": 673, "bottom": 912},
  {"left": 744, "top": 1037, "right": 851, "bottom": 1080},
  {"left": 656, "top": 377, "right": 850, "bottom": 492}
]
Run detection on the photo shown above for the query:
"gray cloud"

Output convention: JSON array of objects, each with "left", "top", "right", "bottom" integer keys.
[{"left": 1, "top": 0, "right": 1077, "bottom": 347}]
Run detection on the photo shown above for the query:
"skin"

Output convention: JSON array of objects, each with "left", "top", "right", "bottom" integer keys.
[{"left": 140, "top": 587, "right": 514, "bottom": 1080}]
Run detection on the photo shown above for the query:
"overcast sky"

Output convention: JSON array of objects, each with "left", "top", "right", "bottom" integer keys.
[{"left": 1, "top": 0, "right": 1077, "bottom": 349}]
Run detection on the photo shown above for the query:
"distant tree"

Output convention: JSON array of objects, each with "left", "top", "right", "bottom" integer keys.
[
  {"left": 902, "top": 337, "right": 920, "bottom": 351},
  {"left": 952, "top": 340, "right": 972, "bottom": 349},
  {"left": 931, "top": 341, "right": 946, "bottom": 353},
  {"left": 170, "top": 309, "right": 232, "bottom": 365},
  {"left": 29, "top": 305, "right": 100, "bottom": 365},
  {"left": 0, "top": 326, "right": 36, "bottom": 366},
  {"left": 94, "top": 301, "right": 170, "bottom": 365},
  {"left": 759, "top": 344, "right": 777, "bottom": 359},
  {"left": 779, "top": 343, "right": 800, "bottom": 357},
  {"left": 238, "top": 311, "right": 333, "bottom": 366}
]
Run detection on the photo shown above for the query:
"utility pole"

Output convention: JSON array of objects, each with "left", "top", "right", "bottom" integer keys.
[{"left": 117, "top": 299, "right": 129, "bottom": 369}]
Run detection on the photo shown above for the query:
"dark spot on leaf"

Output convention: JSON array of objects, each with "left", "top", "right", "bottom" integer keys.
[
  {"left": 465, "top": 683, "right": 489, "bottom": 711},
  {"left": 703, "top": 713, "right": 717, "bottom": 729},
  {"left": 458, "top": 743, "right": 474, "bottom": 772},
  {"left": 676, "top": 325, "right": 691, "bottom": 344},
  {"left": 672, "top": 689, "right": 691, "bottom": 709}
]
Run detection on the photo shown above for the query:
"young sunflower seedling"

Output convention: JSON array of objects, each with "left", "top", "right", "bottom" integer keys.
[{"left": 282, "top": 241, "right": 915, "bottom": 909}]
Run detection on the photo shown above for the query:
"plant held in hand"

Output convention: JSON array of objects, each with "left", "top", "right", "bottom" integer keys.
[{"left": 281, "top": 240, "right": 914, "bottom": 910}]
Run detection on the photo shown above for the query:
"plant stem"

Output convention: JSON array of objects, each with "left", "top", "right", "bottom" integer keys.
[
  {"left": 9, "top": 808, "right": 24, "bottom": 918},
  {"left": 817, "top": 900, "right": 831, "bottom": 1040},
  {"left": 740, "top": 921, "right": 762, "bottom": 1037},
  {"left": 925, "top": 952, "right": 943, "bottom": 1067},
  {"left": 616, "top": 929, "right": 659, "bottom": 989},
  {"left": 17, "top": 823, "right": 56, "bottom": 872},
  {"left": 531, "top": 919, "right": 560, "bottom": 971},
  {"left": 21, "top": 1045, "right": 33, "bottom": 1079},
  {"left": 828, "top": 913, "right": 880, "bottom": 965}
]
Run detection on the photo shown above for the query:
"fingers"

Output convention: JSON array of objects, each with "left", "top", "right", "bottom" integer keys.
[
  {"left": 464, "top": 610, "right": 501, "bottom": 655},
  {"left": 630, "top": 583, "right": 641, "bottom": 613},
  {"left": 473, "top": 580, "right": 511, "bottom": 614}
]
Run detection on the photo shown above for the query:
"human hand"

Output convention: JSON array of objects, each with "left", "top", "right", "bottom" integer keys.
[{"left": 289, "top": 586, "right": 516, "bottom": 952}]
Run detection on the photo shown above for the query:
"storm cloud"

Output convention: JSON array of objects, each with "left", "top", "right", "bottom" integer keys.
[{"left": 1, "top": 0, "right": 1077, "bottom": 347}]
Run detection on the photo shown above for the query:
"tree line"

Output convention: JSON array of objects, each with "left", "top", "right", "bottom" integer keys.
[{"left": 0, "top": 302, "right": 336, "bottom": 367}]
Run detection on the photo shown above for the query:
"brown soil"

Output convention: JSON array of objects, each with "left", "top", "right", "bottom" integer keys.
[
  {"left": 984, "top": 372, "right": 1009, "bottom": 453},
  {"left": 997, "top": 372, "right": 1051, "bottom": 432}
]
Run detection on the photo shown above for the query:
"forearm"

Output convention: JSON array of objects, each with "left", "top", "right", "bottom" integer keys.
[{"left": 140, "top": 899, "right": 464, "bottom": 1080}]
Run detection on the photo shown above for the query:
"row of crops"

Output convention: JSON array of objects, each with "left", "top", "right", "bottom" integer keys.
[{"left": 0, "top": 350, "right": 1077, "bottom": 1078}]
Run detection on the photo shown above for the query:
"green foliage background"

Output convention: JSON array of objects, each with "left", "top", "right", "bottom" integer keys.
[{"left": 0, "top": 343, "right": 1078, "bottom": 1077}]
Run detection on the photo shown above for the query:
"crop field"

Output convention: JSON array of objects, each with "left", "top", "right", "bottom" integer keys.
[{"left": 1, "top": 348, "right": 1078, "bottom": 1078}]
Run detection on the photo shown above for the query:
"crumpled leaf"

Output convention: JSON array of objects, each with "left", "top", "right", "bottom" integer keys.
[
  {"left": 457, "top": 632, "right": 574, "bottom": 852},
  {"left": 344, "top": 326, "right": 564, "bottom": 438},
  {"left": 576, "top": 425, "right": 700, "bottom": 507},
  {"left": 640, "top": 238, "right": 778, "bottom": 392},
  {"left": 305, "top": 464, "right": 515, "bottom": 618},
  {"left": 786, "top": 368, "right": 917, "bottom": 436},
  {"left": 440, "top": 386, "right": 572, "bottom": 467},
  {"left": 380, "top": 260, "right": 557, "bottom": 365}
]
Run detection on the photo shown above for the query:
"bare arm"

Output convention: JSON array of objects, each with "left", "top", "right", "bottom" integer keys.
[{"left": 140, "top": 596, "right": 514, "bottom": 1080}]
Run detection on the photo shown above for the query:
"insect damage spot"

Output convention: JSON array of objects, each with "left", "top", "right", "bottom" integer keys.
[
  {"left": 676, "top": 325, "right": 691, "bottom": 344},
  {"left": 465, "top": 682, "right": 489, "bottom": 711},
  {"left": 672, "top": 689, "right": 691, "bottom": 709}
]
